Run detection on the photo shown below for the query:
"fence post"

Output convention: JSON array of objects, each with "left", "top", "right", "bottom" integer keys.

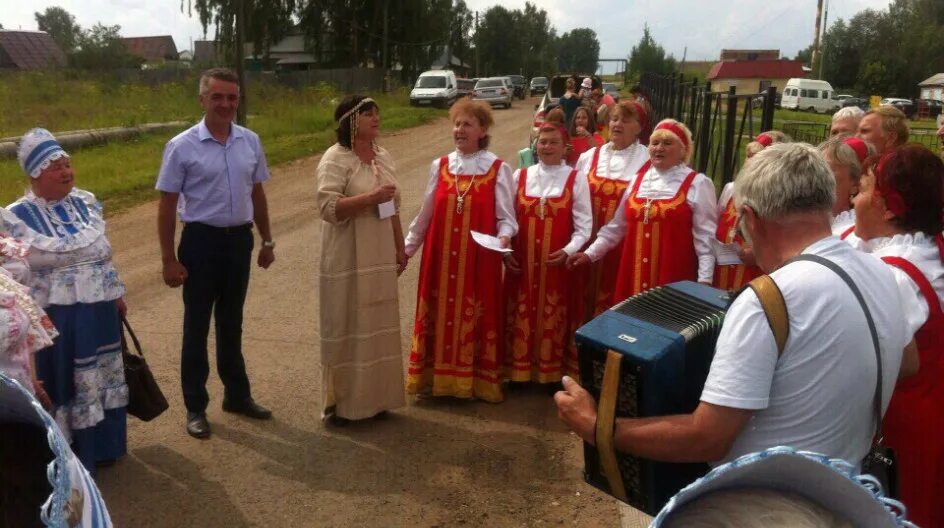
[
  {"left": 667, "top": 73, "right": 677, "bottom": 120},
  {"left": 721, "top": 86, "right": 738, "bottom": 185},
  {"left": 762, "top": 86, "right": 776, "bottom": 132},
  {"left": 675, "top": 75, "right": 685, "bottom": 119},
  {"left": 697, "top": 81, "right": 712, "bottom": 174}
]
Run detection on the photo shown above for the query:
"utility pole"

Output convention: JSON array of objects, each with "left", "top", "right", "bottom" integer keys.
[
  {"left": 811, "top": 0, "right": 824, "bottom": 79},
  {"left": 382, "top": 0, "right": 389, "bottom": 91},
  {"left": 235, "top": 0, "right": 247, "bottom": 126},
  {"left": 474, "top": 11, "right": 479, "bottom": 77},
  {"left": 818, "top": 0, "right": 829, "bottom": 80}
]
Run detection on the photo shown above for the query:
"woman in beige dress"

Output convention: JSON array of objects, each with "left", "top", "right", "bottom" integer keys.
[{"left": 316, "top": 95, "right": 406, "bottom": 425}]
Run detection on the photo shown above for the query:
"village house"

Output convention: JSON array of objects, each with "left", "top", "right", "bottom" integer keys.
[
  {"left": 0, "top": 30, "right": 66, "bottom": 70},
  {"left": 707, "top": 49, "right": 806, "bottom": 96}
]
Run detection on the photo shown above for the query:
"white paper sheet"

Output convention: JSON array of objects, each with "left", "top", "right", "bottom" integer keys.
[
  {"left": 712, "top": 238, "right": 743, "bottom": 266},
  {"left": 377, "top": 199, "right": 396, "bottom": 219},
  {"left": 470, "top": 230, "right": 514, "bottom": 253}
]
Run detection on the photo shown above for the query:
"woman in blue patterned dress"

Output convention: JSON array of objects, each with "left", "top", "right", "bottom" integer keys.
[{"left": 5, "top": 128, "right": 128, "bottom": 473}]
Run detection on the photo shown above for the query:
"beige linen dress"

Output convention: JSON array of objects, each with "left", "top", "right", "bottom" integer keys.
[{"left": 316, "top": 144, "right": 405, "bottom": 420}]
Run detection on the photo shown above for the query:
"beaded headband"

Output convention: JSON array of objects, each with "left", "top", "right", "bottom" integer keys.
[{"left": 338, "top": 97, "right": 376, "bottom": 123}]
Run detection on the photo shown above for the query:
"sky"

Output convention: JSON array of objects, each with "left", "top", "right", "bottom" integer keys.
[{"left": 3, "top": 0, "right": 893, "bottom": 73}]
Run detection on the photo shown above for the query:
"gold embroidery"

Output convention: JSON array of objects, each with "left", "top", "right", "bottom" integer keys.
[{"left": 434, "top": 195, "right": 456, "bottom": 366}]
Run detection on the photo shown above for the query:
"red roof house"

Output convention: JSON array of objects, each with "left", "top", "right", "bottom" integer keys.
[
  {"left": 707, "top": 59, "right": 807, "bottom": 95},
  {"left": 122, "top": 36, "right": 178, "bottom": 63},
  {"left": 0, "top": 30, "right": 67, "bottom": 70}
]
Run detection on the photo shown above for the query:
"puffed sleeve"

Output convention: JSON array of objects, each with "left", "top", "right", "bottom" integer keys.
[
  {"left": 495, "top": 161, "right": 518, "bottom": 239},
  {"left": 584, "top": 193, "right": 629, "bottom": 261},
  {"left": 316, "top": 147, "right": 353, "bottom": 226},
  {"left": 688, "top": 174, "right": 719, "bottom": 283},
  {"left": 404, "top": 159, "right": 441, "bottom": 257},
  {"left": 889, "top": 267, "right": 930, "bottom": 339},
  {"left": 564, "top": 173, "right": 593, "bottom": 255}
]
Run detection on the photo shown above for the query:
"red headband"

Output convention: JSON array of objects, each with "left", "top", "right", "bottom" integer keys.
[
  {"left": 755, "top": 133, "right": 773, "bottom": 147},
  {"left": 874, "top": 152, "right": 908, "bottom": 218},
  {"left": 654, "top": 121, "right": 690, "bottom": 149},
  {"left": 842, "top": 137, "right": 869, "bottom": 164},
  {"left": 540, "top": 123, "right": 569, "bottom": 143}
]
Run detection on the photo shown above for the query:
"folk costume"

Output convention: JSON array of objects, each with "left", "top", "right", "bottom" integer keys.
[
  {"left": 404, "top": 150, "right": 516, "bottom": 402},
  {"left": 7, "top": 129, "right": 128, "bottom": 472},
  {"left": 860, "top": 233, "right": 944, "bottom": 528},
  {"left": 712, "top": 182, "right": 762, "bottom": 291},
  {"left": 316, "top": 142, "right": 405, "bottom": 421},
  {"left": 505, "top": 162, "right": 591, "bottom": 383},
  {"left": 584, "top": 161, "right": 717, "bottom": 304},
  {"left": 573, "top": 142, "right": 650, "bottom": 319}
]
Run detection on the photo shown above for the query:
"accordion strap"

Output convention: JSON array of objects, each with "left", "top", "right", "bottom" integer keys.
[
  {"left": 746, "top": 275, "right": 789, "bottom": 357},
  {"left": 596, "top": 349, "right": 629, "bottom": 502}
]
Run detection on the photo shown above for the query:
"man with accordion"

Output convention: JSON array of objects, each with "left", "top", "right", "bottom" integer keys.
[{"left": 555, "top": 143, "right": 918, "bottom": 509}]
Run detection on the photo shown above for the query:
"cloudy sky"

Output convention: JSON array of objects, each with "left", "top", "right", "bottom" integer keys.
[{"left": 4, "top": 0, "right": 891, "bottom": 72}]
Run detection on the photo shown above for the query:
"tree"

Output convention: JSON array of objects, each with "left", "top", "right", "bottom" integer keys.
[
  {"left": 557, "top": 28, "right": 600, "bottom": 73},
  {"left": 35, "top": 6, "right": 82, "bottom": 53},
  {"left": 184, "top": 0, "right": 297, "bottom": 66},
  {"left": 70, "top": 23, "right": 143, "bottom": 70},
  {"left": 627, "top": 25, "right": 677, "bottom": 80}
]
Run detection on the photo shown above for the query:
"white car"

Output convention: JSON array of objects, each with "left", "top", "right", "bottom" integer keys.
[{"left": 472, "top": 77, "right": 513, "bottom": 109}]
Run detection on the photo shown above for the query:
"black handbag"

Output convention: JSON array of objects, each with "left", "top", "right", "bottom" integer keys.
[
  {"left": 790, "top": 255, "right": 899, "bottom": 497},
  {"left": 121, "top": 316, "right": 169, "bottom": 421}
]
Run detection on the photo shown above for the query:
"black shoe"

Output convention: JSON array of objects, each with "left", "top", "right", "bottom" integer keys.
[
  {"left": 186, "top": 412, "right": 211, "bottom": 439},
  {"left": 222, "top": 398, "right": 273, "bottom": 420}
]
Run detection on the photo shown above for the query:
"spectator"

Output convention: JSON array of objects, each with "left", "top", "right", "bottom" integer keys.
[
  {"left": 850, "top": 145, "right": 944, "bottom": 528},
  {"left": 745, "top": 130, "right": 790, "bottom": 159},
  {"left": 831, "top": 106, "right": 866, "bottom": 136},
  {"left": 559, "top": 78, "right": 581, "bottom": 126},
  {"left": 818, "top": 136, "right": 874, "bottom": 238},
  {"left": 556, "top": 143, "right": 913, "bottom": 467},
  {"left": 857, "top": 106, "right": 909, "bottom": 155},
  {"left": 566, "top": 106, "right": 604, "bottom": 166},
  {"left": 578, "top": 77, "right": 593, "bottom": 101}
]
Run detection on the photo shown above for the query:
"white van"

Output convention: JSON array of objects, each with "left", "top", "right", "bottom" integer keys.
[
  {"left": 410, "top": 70, "right": 458, "bottom": 108},
  {"left": 780, "top": 78, "right": 841, "bottom": 114}
]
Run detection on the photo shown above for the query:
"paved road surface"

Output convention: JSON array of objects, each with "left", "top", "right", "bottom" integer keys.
[{"left": 96, "top": 97, "right": 650, "bottom": 527}]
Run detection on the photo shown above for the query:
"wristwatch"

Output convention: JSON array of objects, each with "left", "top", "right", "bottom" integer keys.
[{"left": 262, "top": 240, "right": 276, "bottom": 249}]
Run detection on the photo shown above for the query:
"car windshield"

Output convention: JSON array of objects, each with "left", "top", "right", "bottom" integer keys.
[
  {"left": 476, "top": 79, "right": 503, "bottom": 88},
  {"left": 457, "top": 80, "right": 474, "bottom": 89},
  {"left": 603, "top": 83, "right": 616, "bottom": 91},
  {"left": 416, "top": 76, "right": 446, "bottom": 89},
  {"left": 532, "top": 77, "right": 547, "bottom": 84},
  {"left": 510, "top": 76, "right": 524, "bottom": 83}
]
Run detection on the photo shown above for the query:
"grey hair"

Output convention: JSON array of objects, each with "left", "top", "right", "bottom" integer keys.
[
  {"left": 832, "top": 106, "right": 865, "bottom": 123},
  {"left": 818, "top": 135, "right": 875, "bottom": 184},
  {"left": 745, "top": 130, "right": 791, "bottom": 158},
  {"left": 198, "top": 67, "right": 240, "bottom": 95},
  {"left": 734, "top": 143, "right": 836, "bottom": 220},
  {"left": 662, "top": 489, "right": 853, "bottom": 528}
]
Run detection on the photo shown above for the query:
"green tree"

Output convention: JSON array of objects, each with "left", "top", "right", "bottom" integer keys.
[
  {"left": 557, "top": 28, "right": 600, "bottom": 73},
  {"left": 627, "top": 25, "right": 676, "bottom": 80},
  {"left": 183, "top": 0, "right": 297, "bottom": 67},
  {"left": 35, "top": 6, "right": 82, "bottom": 53},
  {"left": 70, "top": 23, "right": 143, "bottom": 69}
]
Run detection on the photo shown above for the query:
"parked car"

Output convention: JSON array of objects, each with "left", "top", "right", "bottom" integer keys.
[
  {"left": 507, "top": 75, "right": 527, "bottom": 99},
  {"left": 780, "top": 78, "right": 840, "bottom": 114},
  {"left": 531, "top": 73, "right": 602, "bottom": 141},
  {"left": 472, "top": 77, "right": 513, "bottom": 109},
  {"left": 602, "top": 82, "right": 620, "bottom": 102},
  {"left": 881, "top": 98, "right": 916, "bottom": 117},
  {"left": 917, "top": 99, "right": 944, "bottom": 118},
  {"left": 840, "top": 97, "right": 870, "bottom": 110},
  {"left": 456, "top": 78, "right": 476, "bottom": 99},
  {"left": 530, "top": 76, "right": 548, "bottom": 96},
  {"left": 410, "top": 70, "right": 458, "bottom": 108}
]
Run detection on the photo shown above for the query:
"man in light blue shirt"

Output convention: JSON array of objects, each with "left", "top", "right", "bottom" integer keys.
[{"left": 156, "top": 67, "right": 275, "bottom": 439}]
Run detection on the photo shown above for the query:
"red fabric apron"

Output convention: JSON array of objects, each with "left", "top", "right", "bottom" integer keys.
[
  {"left": 840, "top": 225, "right": 855, "bottom": 240},
  {"left": 578, "top": 151, "right": 652, "bottom": 321},
  {"left": 505, "top": 167, "right": 580, "bottom": 383},
  {"left": 566, "top": 133, "right": 604, "bottom": 166},
  {"left": 712, "top": 194, "right": 762, "bottom": 290},
  {"left": 407, "top": 157, "right": 506, "bottom": 402},
  {"left": 613, "top": 168, "right": 699, "bottom": 302},
  {"left": 880, "top": 256, "right": 944, "bottom": 528}
]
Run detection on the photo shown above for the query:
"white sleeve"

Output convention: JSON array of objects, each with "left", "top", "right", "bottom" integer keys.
[
  {"left": 889, "top": 267, "right": 930, "bottom": 339},
  {"left": 701, "top": 288, "right": 777, "bottom": 410},
  {"left": 564, "top": 173, "right": 593, "bottom": 255},
  {"left": 495, "top": 161, "right": 518, "bottom": 238},
  {"left": 575, "top": 148, "right": 595, "bottom": 178},
  {"left": 689, "top": 175, "right": 719, "bottom": 283},
  {"left": 404, "top": 160, "right": 440, "bottom": 257},
  {"left": 584, "top": 193, "right": 629, "bottom": 261},
  {"left": 717, "top": 182, "right": 734, "bottom": 210}
]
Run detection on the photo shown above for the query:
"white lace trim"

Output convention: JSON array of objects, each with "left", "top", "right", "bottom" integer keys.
[
  {"left": 5, "top": 188, "right": 107, "bottom": 254},
  {"left": 27, "top": 150, "right": 69, "bottom": 179},
  {"left": 861, "top": 232, "right": 936, "bottom": 254}
]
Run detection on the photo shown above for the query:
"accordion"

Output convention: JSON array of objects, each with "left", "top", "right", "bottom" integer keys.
[{"left": 575, "top": 281, "right": 732, "bottom": 515}]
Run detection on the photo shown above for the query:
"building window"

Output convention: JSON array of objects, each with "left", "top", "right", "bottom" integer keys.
[{"left": 759, "top": 80, "right": 772, "bottom": 91}]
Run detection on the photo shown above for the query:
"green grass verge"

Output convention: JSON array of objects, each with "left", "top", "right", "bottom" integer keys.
[{"left": 0, "top": 73, "right": 445, "bottom": 211}]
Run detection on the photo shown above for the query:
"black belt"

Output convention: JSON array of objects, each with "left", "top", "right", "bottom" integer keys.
[{"left": 184, "top": 222, "right": 253, "bottom": 234}]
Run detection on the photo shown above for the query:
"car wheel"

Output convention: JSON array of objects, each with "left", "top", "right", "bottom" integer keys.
[
  {"left": 807, "top": 106, "right": 817, "bottom": 113},
  {"left": 506, "top": 101, "right": 512, "bottom": 109}
]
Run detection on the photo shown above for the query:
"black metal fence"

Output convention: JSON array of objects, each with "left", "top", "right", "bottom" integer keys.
[
  {"left": 782, "top": 121, "right": 942, "bottom": 152},
  {"left": 640, "top": 72, "right": 777, "bottom": 186}
]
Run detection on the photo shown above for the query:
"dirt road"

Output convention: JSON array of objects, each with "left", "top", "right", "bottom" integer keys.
[{"left": 95, "top": 98, "right": 636, "bottom": 527}]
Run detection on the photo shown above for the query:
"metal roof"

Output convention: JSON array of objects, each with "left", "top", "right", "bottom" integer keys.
[
  {"left": 0, "top": 30, "right": 67, "bottom": 70},
  {"left": 122, "top": 35, "right": 178, "bottom": 62},
  {"left": 918, "top": 73, "right": 944, "bottom": 87}
]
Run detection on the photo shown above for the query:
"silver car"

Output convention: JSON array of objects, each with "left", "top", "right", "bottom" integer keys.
[{"left": 472, "top": 77, "right": 513, "bottom": 108}]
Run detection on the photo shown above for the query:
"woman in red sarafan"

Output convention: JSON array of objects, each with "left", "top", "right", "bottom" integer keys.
[
  {"left": 504, "top": 123, "right": 591, "bottom": 384},
  {"left": 568, "top": 119, "right": 718, "bottom": 303},
  {"left": 402, "top": 99, "right": 517, "bottom": 403},
  {"left": 571, "top": 101, "right": 650, "bottom": 320},
  {"left": 849, "top": 145, "right": 944, "bottom": 528}
]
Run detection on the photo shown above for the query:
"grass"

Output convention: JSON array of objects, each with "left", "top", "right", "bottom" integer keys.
[{"left": 0, "top": 72, "right": 445, "bottom": 210}]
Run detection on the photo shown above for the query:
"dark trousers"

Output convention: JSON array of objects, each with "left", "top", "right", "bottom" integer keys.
[{"left": 178, "top": 222, "right": 254, "bottom": 413}]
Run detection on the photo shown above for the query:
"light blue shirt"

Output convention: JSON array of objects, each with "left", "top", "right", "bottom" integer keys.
[{"left": 156, "top": 119, "right": 270, "bottom": 227}]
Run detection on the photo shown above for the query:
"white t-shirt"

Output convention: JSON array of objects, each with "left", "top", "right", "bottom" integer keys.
[{"left": 701, "top": 236, "right": 910, "bottom": 465}]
